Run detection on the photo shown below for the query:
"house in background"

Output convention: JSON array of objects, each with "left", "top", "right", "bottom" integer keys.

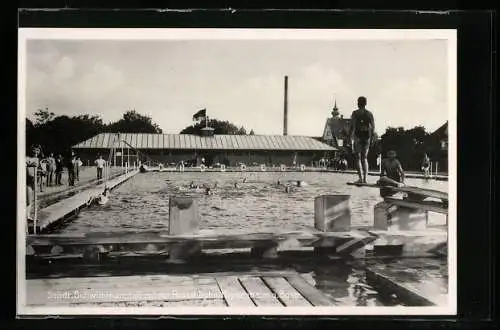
[
  {"left": 434, "top": 121, "right": 448, "bottom": 151},
  {"left": 427, "top": 121, "right": 448, "bottom": 172},
  {"left": 321, "top": 100, "right": 380, "bottom": 169},
  {"left": 321, "top": 101, "right": 351, "bottom": 158}
]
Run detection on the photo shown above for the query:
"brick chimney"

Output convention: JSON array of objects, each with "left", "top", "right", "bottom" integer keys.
[{"left": 283, "top": 76, "right": 288, "bottom": 136}]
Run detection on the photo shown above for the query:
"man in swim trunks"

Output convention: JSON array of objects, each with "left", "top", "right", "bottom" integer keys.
[
  {"left": 378, "top": 150, "right": 405, "bottom": 197},
  {"left": 349, "top": 96, "right": 375, "bottom": 184}
]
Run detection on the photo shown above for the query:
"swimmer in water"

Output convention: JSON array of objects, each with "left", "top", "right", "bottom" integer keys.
[
  {"left": 96, "top": 187, "right": 110, "bottom": 205},
  {"left": 234, "top": 182, "right": 239, "bottom": 188},
  {"left": 285, "top": 185, "right": 292, "bottom": 193},
  {"left": 277, "top": 180, "right": 282, "bottom": 186},
  {"left": 242, "top": 177, "right": 247, "bottom": 183},
  {"left": 296, "top": 180, "right": 302, "bottom": 187},
  {"left": 189, "top": 181, "right": 200, "bottom": 189},
  {"left": 205, "top": 187, "right": 213, "bottom": 196}
]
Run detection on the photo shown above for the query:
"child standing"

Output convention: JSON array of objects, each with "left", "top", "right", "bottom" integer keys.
[{"left": 421, "top": 153, "right": 431, "bottom": 178}]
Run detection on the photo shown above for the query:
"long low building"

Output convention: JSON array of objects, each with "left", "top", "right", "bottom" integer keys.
[{"left": 72, "top": 131, "right": 336, "bottom": 167}]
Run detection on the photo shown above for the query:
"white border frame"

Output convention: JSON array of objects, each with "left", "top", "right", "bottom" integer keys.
[{"left": 17, "top": 28, "right": 457, "bottom": 316}]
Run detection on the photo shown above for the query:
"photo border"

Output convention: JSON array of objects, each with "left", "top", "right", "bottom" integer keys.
[
  {"left": 17, "top": 27, "right": 457, "bottom": 317},
  {"left": 6, "top": 7, "right": 494, "bottom": 328}
]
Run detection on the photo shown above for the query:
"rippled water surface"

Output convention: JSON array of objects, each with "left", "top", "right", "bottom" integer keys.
[{"left": 61, "top": 171, "right": 448, "bottom": 234}]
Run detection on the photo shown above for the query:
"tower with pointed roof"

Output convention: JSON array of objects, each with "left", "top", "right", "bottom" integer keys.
[{"left": 331, "top": 100, "right": 340, "bottom": 118}]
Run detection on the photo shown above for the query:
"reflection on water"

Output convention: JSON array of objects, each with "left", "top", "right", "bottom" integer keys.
[
  {"left": 289, "top": 257, "right": 448, "bottom": 307},
  {"left": 61, "top": 171, "right": 448, "bottom": 234},
  {"left": 291, "top": 262, "right": 407, "bottom": 306}
]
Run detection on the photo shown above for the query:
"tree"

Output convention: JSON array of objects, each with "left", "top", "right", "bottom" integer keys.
[
  {"left": 107, "top": 110, "right": 163, "bottom": 133},
  {"left": 25, "top": 109, "right": 164, "bottom": 157},
  {"left": 33, "top": 107, "right": 55, "bottom": 126},
  {"left": 238, "top": 126, "right": 247, "bottom": 135},
  {"left": 380, "top": 126, "right": 432, "bottom": 171},
  {"left": 26, "top": 113, "right": 106, "bottom": 155},
  {"left": 249, "top": 129, "right": 255, "bottom": 135},
  {"left": 26, "top": 118, "right": 35, "bottom": 151},
  {"left": 180, "top": 118, "right": 249, "bottom": 135}
]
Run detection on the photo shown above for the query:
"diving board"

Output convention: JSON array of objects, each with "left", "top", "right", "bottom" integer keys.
[
  {"left": 384, "top": 197, "right": 448, "bottom": 215},
  {"left": 346, "top": 182, "right": 380, "bottom": 187},
  {"left": 391, "top": 186, "right": 448, "bottom": 202},
  {"left": 347, "top": 182, "right": 447, "bottom": 201}
]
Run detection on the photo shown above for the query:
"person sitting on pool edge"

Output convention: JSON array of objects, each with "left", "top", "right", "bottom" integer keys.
[{"left": 377, "top": 149, "right": 405, "bottom": 197}]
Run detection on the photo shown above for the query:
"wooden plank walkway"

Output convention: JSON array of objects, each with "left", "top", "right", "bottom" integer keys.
[
  {"left": 30, "top": 170, "right": 139, "bottom": 232},
  {"left": 26, "top": 229, "right": 448, "bottom": 261},
  {"left": 26, "top": 270, "right": 336, "bottom": 307}
]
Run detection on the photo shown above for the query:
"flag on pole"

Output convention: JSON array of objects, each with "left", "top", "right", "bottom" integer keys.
[{"left": 192, "top": 108, "right": 207, "bottom": 121}]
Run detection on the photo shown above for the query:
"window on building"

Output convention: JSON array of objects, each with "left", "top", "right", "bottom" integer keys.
[{"left": 441, "top": 140, "right": 448, "bottom": 150}]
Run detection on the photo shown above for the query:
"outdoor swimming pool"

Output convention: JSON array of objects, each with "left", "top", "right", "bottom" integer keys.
[
  {"left": 60, "top": 171, "right": 448, "bottom": 234},
  {"left": 54, "top": 171, "right": 449, "bottom": 307}
]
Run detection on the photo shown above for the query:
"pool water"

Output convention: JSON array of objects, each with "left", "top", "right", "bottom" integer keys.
[
  {"left": 56, "top": 171, "right": 449, "bottom": 307},
  {"left": 60, "top": 171, "right": 448, "bottom": 234}
]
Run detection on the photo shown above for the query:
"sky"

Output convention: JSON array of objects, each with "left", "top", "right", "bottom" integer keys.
[{"left": 24, "top": 36, "right": 450, "bottom": 136}]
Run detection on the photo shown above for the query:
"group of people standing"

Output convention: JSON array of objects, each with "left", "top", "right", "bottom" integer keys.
[
  {"left": 331, "top": 157, "right": 348, "bottom": 171},
  {"left": 25, "top": 145, "right": 75, "bottom": 222},
  {"left": 26, "top": 145, "right": 83, "bottom": 194}
]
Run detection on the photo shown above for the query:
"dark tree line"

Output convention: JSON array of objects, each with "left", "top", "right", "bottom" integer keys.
[
  {"left": 26, "top": 109, "right": 254, "bottom": 157},
  {"left": 26, "top": 109, "right": 162, "bottom": 156},
  {"left": 378, "top": 125, "right": 447, "bottom": 172},
  {"left": 180, "top": 118, "right": 253, "bottom": 135},
  {"left": 337, "top": 125, "right": 447, "bottom": 173}
]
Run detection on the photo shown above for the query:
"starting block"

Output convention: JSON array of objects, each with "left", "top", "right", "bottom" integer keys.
[{"left": 374, "top": 201, "right": 428, "bottom": 231}]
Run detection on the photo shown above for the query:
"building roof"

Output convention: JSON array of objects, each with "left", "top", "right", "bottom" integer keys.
[
  {"left": 431, "top": 121, "right": 448, "bottom": 138},
  {"left": 322, "top": 116, "right": 351, "bottom": 148},
  {"left": 72, "top": 133, "right": 336, "bottom": 151},
  {"left": 329, "top": 117, "right": 351, "bottom": 137}
]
